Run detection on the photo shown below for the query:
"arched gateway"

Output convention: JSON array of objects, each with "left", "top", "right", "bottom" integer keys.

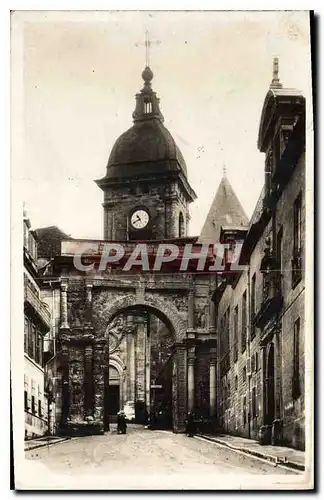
[{"left": 56, "top": 272, "right": 218, "bottom": 434}]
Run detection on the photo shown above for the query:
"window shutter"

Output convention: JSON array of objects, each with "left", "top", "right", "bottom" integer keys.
[{"left": 27, "top": 392, "right": 31, "bottom": 410}]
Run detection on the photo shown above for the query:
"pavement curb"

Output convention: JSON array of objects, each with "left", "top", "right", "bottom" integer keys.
[
  {"left": 25, "top": 437, "right": 71, "bottom": 452},
  {"left": 200, "top": 435, "right": 305, "bottom": 472}
]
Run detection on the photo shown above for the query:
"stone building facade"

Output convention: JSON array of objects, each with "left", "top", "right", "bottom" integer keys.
[
  {"left": 215, "top": 59, "right": 306, "bottom": 449},
  {"left": 24, "top": 212, "right": 51, "bottom": 438}
]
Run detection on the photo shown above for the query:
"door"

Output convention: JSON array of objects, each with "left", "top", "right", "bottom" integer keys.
[
  {"left": 266, "top": 343, "right": 275, "bottom": 425},
  {"left": 104, "top": 366, "right": 121, "bottom": 429}
]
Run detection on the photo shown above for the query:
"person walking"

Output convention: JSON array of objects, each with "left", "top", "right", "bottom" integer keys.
[
  {"left": 117, "top": 411, "right": 127, "bottom": 434},
  {"left": 185, "top": 411, "right": 195, "bottom": 437}
]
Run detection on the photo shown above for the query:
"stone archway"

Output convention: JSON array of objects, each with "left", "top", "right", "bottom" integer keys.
[
  {"left": 100, "top": 293, "right": 188, "bottom": 432},
  {"left": 103, "top": 293, "right": 187, "bottom": 343}
]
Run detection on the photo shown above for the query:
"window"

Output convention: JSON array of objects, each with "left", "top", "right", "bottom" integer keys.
[
  {"left": 28, "top": 232, "right": 37, "bottom": 261},
  {"left": 24, "top": 391, "right": 28, "bottom": 410},
  {"left": 243, "top": 396, "right": 247, "bottom": 425},
  {"left": 36, "top": 332, "right": 43, "bottom": 367},
  {"left": 235, "top": 376, "right": 238, "bottom": 391},
  {"left": 251, "top": 274, "right": 256, "bottom": 339},
  {"left": 292, "top": 193, "right": 302, "bottom": 286},
  {"left": 24, "top": 317, "right": 29, "bottom": 354},
  {"left": 292, "top": 318, "right": 301, "bottom": 400},
  {"left": 220, "top": 308, "right": 230, "bottom": 377},
  {"left": 255, "top": 352, "right": 259, "bottom": 372},
  {"left": 35, "top": 332, "right": 40, "bottom": 365},
  {"left": 23, "top": 222, "right": 29, "bottom": 249},
  {"left": 27, "top": 321, "right": 33, "bottom": 358},
  {"left": 233, "top": 305, "right": 238, "bottom": 362},
  {"left": 265, "top": 149, "right": 273, "bottom": 196},
  {"left": 252, "top": 387, "right": 257, "bottom": 418},
  {"left": 241, "top": 291, "right": 247, "bottom": 352},
  {"left": 243, "top": 366, "right": 247, "bottom": 383},
  {"left": 38, "top": 400, "right": 42, "bottom": 417},
  {"left": 178, "top": 212, "right": 185, "bottom": 238},
  {"left": 251, "top": 354, "right": 255, "bottom": 373},
  {"left": 144, "top": 100, "right": 152, "bottom": 113},
  {"left": 31, "top": 324, "right": 37, "bottom": 360},
  {"left": 31, "top": 395, "right": 36, "bottom": 414}
]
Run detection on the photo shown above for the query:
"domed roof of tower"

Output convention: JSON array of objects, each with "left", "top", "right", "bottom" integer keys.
[
  {"left": 199, "top": 174, "right": 249, "bottom": 243},
  {"left": 104, "top": 67, "right": 187, "bottom": 180}
]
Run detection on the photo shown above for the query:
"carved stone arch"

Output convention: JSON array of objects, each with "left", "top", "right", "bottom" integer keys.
[
  {"left": 103, "top": 293, "right": 186, "bottom": 342},
  {"left": 109, "top": 354, "right": 125, "bottom": 374},
  {"left": 107, "top": 355, "right": 126, "bottom": 410}
]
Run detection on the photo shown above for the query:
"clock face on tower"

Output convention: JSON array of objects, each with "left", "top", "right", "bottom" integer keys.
[{"left": 130, "top": 209, "right": 150, "bottom": 229}]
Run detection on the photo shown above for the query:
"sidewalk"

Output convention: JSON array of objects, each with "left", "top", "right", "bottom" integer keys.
[
  {"left": 24, "top": 435, "right": 70, "bottom": 452},
  {"left": 200, "top": 433, "right": 305, "bottom": 472}
]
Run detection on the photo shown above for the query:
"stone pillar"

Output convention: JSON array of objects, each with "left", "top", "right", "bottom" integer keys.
[
  {"left": 84, "top": 344, "right": 93, "bottom": 417},
  {"left": 209, "top": 298, "right": 216, "bottom": 333},
  {"left": 165, "top": 191, "right": 178, "bottom": 239},
  {"left": 260, "top": 345, "right": 267, "bottom": 424},
  {"left": 209, "top": 348, "right": 217, "bottom": 417},
  {"left": 187, "top": 286, "right": 195, "bottom": 331},
  {"left": 274, "top": 330, "right": 282, "bottom": 420},
  {"left": 60, "top": 282, "right": 69, "bottom": 330},
  {"left": 172, "top": 343, "right": 187, "bottom": 432},
  {"left": 85, "top": 283, "right": 93, "bottom": 325},
  {"left": 135, "top": 317, "right": 146, "bottom": 403},
  {"left": 126, "top": 315, "right": 136, "bottom": 404},
  {"left": 185, "top": 212, "right": 190, "bottom": 237},
  {"left": 93, "top": 339, "right": 106, "bottom": 430},
  {"left": 187, "top": 347, "right": 195, "bottom": 413},
  {"left": 145, "top": 321, "right": 151, "bottom": 415},
  {"left": 60, "top": 343, "right": 70, "bottom": 428},
  {"left": 69, "top": 345, "right": 85, "bottom": 422}
]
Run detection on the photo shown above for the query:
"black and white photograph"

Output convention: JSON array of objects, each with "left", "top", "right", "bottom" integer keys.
[{"left": 10, "top": 8, "right": 314, "bottom": 490}]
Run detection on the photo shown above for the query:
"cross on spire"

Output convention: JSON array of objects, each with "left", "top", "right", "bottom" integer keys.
[{"left": 135, "top": 30, "right": 161, "bottom": 68}]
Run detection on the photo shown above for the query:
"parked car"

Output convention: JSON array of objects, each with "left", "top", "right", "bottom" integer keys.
[{"left": 123, "top": 401, "right": 135, "bottom": 422}]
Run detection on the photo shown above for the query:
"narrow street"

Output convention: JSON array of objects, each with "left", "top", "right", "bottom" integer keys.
[{"left": 21, "top": 425, "right": 303, "bottom": 490}]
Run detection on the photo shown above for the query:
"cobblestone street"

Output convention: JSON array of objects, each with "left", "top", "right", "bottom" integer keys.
[{"left": 21, "top": 425, "right": 307, "bottom": 490}]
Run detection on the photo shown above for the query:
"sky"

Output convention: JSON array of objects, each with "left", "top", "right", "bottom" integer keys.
[{"left": 18, "top": 10, "right": 312, "bottom": 239}]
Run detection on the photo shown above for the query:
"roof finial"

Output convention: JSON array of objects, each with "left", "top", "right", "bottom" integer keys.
[
  {"left": 223, "top": 164, "right": 227, "bottom": 178},
  {"left": 270, "top": 57, "right": 283, "bottom": 89}
]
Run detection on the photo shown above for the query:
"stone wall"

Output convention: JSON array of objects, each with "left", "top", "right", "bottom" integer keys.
[{"left": 103, "top": 180, "right": 189, "bottom": 240}]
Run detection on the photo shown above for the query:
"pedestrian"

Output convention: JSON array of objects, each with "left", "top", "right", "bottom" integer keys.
[
  {"left": 117, "top": 411, "right": 127, "bottom": 434},
  {"left": 185, "top": 411, "right": 195, "bottom": 437}
]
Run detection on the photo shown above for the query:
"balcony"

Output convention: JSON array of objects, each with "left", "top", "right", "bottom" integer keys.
[
  {"left": 24, "top": 281, "right": 51, "bottom": 331},
  {"left": 254, "top": 271, "right": 283, "bottom": 329}
]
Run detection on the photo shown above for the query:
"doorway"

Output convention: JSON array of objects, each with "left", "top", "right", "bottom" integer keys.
[
  {"left": 104, "top": 365, "right": 120, "bottom": 428},
  {"left": 266, "top": 343, "right": 275, "bottom": 425}
]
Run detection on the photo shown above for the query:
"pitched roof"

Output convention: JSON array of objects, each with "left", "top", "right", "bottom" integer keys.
[
  {"left": 198, "top": 176, "right": 249, "bottom": 243},
  {"left": 34, "top": 226, "right": 73, "bottom": 259}
]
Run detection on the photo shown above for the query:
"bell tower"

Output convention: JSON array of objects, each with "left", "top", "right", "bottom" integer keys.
[{"left": 95, "top": 67, "right": 196, "bottom": 241}]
